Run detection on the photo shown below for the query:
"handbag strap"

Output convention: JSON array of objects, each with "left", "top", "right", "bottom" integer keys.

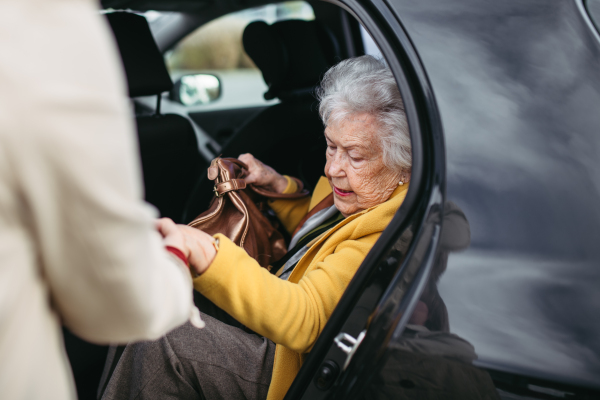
[
  {"left": 214, "top": 179, "right": 247, "bottom": 197},
  {"left": 209, "top": 157, "right": 310, "bottom": 199}
]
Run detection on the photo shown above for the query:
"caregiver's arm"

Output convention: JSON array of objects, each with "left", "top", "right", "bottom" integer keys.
[{"left": 11, "top": 4, "right": 196, "bottom": 343}]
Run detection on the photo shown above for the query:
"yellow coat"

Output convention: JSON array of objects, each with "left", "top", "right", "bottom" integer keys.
[{"left": 194, "top": 177, "right": 408, "bottom": 400}]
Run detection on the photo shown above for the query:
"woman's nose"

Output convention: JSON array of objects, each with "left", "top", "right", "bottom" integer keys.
[{"left": 328, "top": 153, "right": 345, "bottom": 177}]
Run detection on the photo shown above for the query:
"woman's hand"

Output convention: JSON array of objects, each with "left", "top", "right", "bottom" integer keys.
[
  {"left": 239, "top": 153, "right": 288, "bottom": 194},
  {"left": 178, "top": 225, "right": 217, "bottom": 276},
  {"left": 156, "top": 218, "right": 189, "bottom": 257}
]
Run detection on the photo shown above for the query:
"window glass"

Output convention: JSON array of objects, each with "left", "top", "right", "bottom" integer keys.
[
  {"left": 166, "top": 2, "right": 314, "bottom": 77},
  {"left": 586, "top": 0, "right": 600, "bottom": 36},
  {"left": 360, "top": 25, "right": 383, "bottom": 60},
  {"left": 143, "top": 10, "right": 164, "bottom": 23},
  {"left": 164, "top": 2, "right": 313, "bottom": 110}
]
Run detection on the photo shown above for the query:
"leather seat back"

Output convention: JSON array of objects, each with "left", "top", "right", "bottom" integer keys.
[{"left": 107, "top": 12, "right": 204, "bottom": 222}]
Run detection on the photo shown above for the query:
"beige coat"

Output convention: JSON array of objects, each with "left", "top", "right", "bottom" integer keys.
[{"left": 0, "top": 1, "right": 195, "bottom": 398}]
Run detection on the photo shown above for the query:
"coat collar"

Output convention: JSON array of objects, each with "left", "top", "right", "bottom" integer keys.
[{"left": 287, "top": 181, "right": 409, "bottom": 283}]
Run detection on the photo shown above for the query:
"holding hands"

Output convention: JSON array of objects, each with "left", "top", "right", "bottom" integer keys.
[
  {"left": 157, "top": 218, "right": 216, "bottom": 276},
  {"left": 178, "top": 225, "right": 217, "bottom": 276}
]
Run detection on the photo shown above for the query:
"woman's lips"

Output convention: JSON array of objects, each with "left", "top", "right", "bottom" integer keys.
[{"left": 333, "top": 186, "right": 353, "bottom": 197}]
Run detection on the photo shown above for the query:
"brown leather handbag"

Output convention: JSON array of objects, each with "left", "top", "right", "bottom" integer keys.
[{"left": 188, "top": 157, "right": 309, "bottom": 269}]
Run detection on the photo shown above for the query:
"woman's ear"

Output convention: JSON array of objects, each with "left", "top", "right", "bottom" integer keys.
[{"left": 401, "top": 170, "right": 411, "bottom": 184}]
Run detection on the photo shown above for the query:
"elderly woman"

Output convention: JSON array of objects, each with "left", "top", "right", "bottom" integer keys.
[{"left": 100, "top": 55, "right": 412, "bottom": 400}]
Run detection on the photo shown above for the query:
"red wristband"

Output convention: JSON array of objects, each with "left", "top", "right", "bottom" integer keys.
[{"left": 165, "top": 246, "right": 188, "bottom": 266}]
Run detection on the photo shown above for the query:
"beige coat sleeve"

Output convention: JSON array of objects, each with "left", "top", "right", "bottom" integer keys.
[{"left": 1, "top": 0, "right": 194, "bottom": 344}]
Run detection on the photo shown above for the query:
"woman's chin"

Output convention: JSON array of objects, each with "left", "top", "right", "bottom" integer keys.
[{"left": 333, "top": 197, "right": 358, "bottom": 217}]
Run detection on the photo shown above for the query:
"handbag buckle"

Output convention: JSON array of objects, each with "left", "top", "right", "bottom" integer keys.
[{"left": 213, "top": 185, "right": 221, "bottom": 197}]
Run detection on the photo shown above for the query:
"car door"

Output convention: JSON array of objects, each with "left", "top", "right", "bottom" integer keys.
[
  {"left": 287, "top": 0, "right": 600, "bottom": 399},
  {"left": 281, "top": 0, "right": 446, "bottom": 398}
]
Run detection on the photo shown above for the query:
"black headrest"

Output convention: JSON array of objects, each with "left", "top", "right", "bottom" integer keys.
[
  {"left": 106, "top": 12, "right": 173, "bottom": 97},
  {"left": 243, "top": 20, "right": 340, "bottom": 100}
]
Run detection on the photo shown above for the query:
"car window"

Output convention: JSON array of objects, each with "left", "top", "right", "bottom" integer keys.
[
  {"left": 586, "top": 0, "right": 600, "bottom": 36},
  {"left": 164, "top": 1, "right": 314, "bottom": 111},
  {"left": 360, "top": 25, "right": 383, "bottom": 60}
]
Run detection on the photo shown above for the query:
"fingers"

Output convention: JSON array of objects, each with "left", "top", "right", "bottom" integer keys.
[
  {"left": 239, "top": 153, "right": 261, "bottom": 184},
  {"left": 238, "top": 153, "right": 254, "bottom": 164},
  {"left": 244, "top": 174, "right": 258, "bottom": 184},
  {"left": 156, "top": 218, "right": 190, "bottom": 258},
  {"left": 238, "top": 154, "right": 259, "bottom": 169},
  {"left": 156, "top": 221, "right": 216, "bottom": 275},
  {"left": 178, "top": 225, "right": 214, "bottom": 241},
  {"left": 178, "top": 226, "right": 216, "bottom": 275},
  {"left": 239, "top": 153, "right": 259, "bottom": 174},
  {"left": 156, "top": 217, "right": 177, "bottom": 238},
  {"left": 237, "top": 154, "right": 286, "bottom": 192}
]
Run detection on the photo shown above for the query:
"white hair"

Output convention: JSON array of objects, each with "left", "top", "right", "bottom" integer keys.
[{"left": 316, "top": 55, "right": 411, "bottom": 172}]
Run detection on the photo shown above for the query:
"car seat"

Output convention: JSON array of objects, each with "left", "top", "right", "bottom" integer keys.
[
  {"left": 182, "top": 19, "right": 342, "bottom": 223},
  {"left": 106, "top": 11, "right": 205, "bottom": 223}
]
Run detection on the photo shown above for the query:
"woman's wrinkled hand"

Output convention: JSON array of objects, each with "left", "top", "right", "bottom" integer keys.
[
  {"left": 239, "top": 153, "right": 288, "bottom": 194},
  {"left": 177, "top": 225, "right": 217, "bottom": 276}
]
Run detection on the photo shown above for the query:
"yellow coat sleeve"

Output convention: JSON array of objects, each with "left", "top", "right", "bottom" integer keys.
[
  {"left": 267, "top": 176, "right": 310, "bottom": 234},
  {"left": 194, "top": 232, "right": 379, "bottom": 353}
]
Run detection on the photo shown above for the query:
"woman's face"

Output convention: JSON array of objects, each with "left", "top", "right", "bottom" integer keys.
[{"left": 325, "top": 113, "right": 406, "bottom": 217}]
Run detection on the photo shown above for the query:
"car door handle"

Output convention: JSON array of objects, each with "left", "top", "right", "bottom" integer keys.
[{"left": 333, "top": 330, "right": 366, "bottom": 370}]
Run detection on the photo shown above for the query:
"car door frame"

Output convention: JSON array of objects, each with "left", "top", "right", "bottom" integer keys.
[{"left": 282, "top": 0, "right": 447, "bottom": 398}]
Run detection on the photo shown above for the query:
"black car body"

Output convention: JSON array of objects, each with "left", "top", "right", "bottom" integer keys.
[{"left": 70, "top": 0, "right": 600, "bottom": 398}]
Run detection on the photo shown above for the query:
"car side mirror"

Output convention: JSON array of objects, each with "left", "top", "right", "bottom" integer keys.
[{"left": 171, "top": 73, "right": 221, "bottom": 106}]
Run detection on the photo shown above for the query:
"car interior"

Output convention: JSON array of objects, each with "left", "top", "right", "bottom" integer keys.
[
  {"left": 66, "top": 1, "right": 389, "bottom": 398},
  {"left": 54, "top": 2, "right": 600, "bottom": 400}
]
